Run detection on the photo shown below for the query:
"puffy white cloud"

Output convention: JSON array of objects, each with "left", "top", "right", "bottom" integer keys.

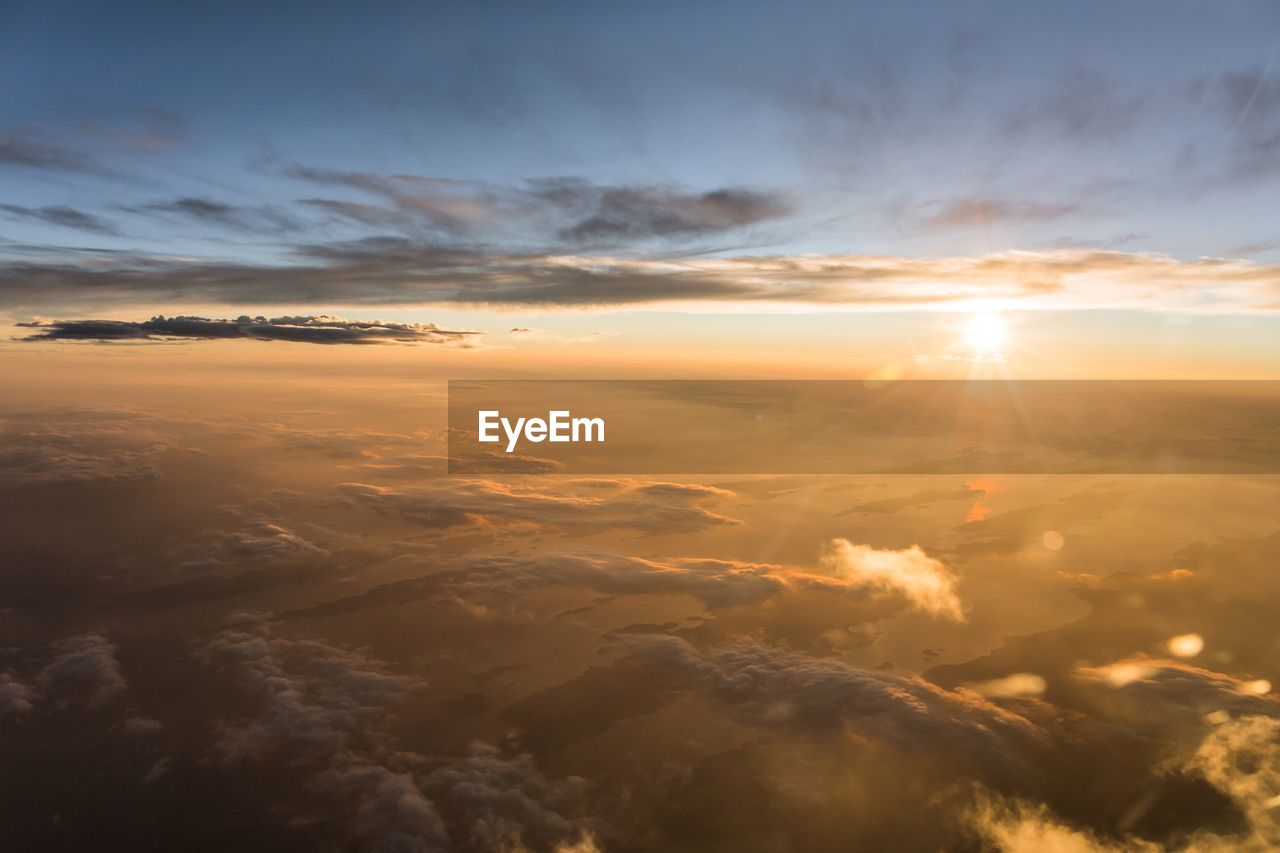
[{"left": 821, "top": 539, "right": 965, "bottom": 620}]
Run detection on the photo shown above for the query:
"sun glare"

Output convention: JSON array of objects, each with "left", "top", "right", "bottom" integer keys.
[{"left": 965, "top": 312, "right": 1007, "bottom": 355}]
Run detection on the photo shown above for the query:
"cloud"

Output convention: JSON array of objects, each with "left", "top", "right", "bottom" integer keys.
[
  {"left": 202, "top": 616, "right": 448, "bottom": 848},
  {"left": 39, "top": 633, "right": 127, "bottom": 708},
  {"left": 318, "top": 763, "right": 450, "bottom": 852},
  {"left": 964, "top": 673, "right": 1048, "bottom": 699},
  {"left": 17, "top": 315, "right": 482, "bottom": 346},
  {"left": 972, "top": 795, "right": 1157, "bottom": 853},
  {"left": 1184, "top": 716, "right": 1280, "bottom": 850},
  {"left": 0, "top": 411, "right": 167, "bottom": 489},
  {"left": 205, "top": 616, "right": 591, "bottom": 852},
  {"left": 421, "top": 743, "right": 592, "bottom": 852},
  {"left": 972, "top": 712, "right": 1280, "bottom": 852},
  {"left": 4, "top": 245, "right": 1278, "bottom": 313},
  {"left": 253, "top": 423, "right": 437, "bottom": 460},
  {"left": 531, "top": 178, "right": 790, "bottom": 243},
  {"left": 126, "top": 197, "right": 299, "bottom": 233},
  {"left": 290, "top": 168, "right": 499, "bottom": 235},
  {"left": 123, "top": 716, "right": 164, "bottom": 735},
  {"left": 290, "top": 168, "right": 790, "bottom": 245},
  {"left": 0, "top": 671, "right": 35, "bottom": 715},
  {"left": 1072, "top": 656, "right": 1277, "bottom": 730},
  {"left": 821, "top": 539, "right": 965, "bottom": 620},
  {"left": 924, "top": 198, "right": 1079, "bottom": 228},
  {"left": 452, "top": 552, "right": 787, "bottom": 610},
  {"left": 0, "top": 130, "right": 101, "bottom": 173},
  {"left": 204, "top": 615, "right": 428, "bottom": 767},
  {"left": 282, "top": 551, "right": 790, "bottom": 621},
  {"left": 628, "top": 637, "right": 1044, "bottom": 765},
  {"left": 0, "top": 204, "right": 120, "bottom": 235},
  {"left": 1005, "top": 70, "right": 1146, "bottom": 141},
  {"left": 180, "top": 517, "right": 330, "bottom": 570},
  {"left": 285, "top": 537, "right": 957, "bottom": 628},
  {"left": 334, "top": 479, "right": 740, "bottom": 535}
]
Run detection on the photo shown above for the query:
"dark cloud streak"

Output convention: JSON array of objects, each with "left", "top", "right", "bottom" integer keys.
[
  {"left": 17, "top": 314, "right": 481, "bottom": 346},
  {"left": 0, "top": 131, "right": 102, "bottom": 174},
  {"left": 125, "top": 197, "right": 300, "bottom": 233},
  {"left": 0, "top": 204, "right": 120, "bottom": 235}
]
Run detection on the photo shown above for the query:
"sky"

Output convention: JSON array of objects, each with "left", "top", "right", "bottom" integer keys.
[
  {"left": 7, "top": 6, "right": 1280, "bottom": 851},
  {"left": 4, "top": 0, "right": 1280, "bottom": 374}
]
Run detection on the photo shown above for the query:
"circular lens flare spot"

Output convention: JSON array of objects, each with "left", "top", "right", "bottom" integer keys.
[{"left": 1167, "top": 633, "right": 1205, "bottom": 658}]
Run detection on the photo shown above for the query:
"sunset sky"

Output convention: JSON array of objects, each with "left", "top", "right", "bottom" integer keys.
[
  {"left": 4, "top": 0, "right": 1280, "bottom": 375},
  {"left": 5, "top": 3, "right": 1280, "bottom": 852}
]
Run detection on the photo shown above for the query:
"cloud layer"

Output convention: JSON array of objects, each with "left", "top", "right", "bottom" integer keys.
[
  {"left": 5, "top": 246, "right": 1278, "bottom": 315},
  {"left": 17, "top": 315, "right": 481, "bottom": 345}
]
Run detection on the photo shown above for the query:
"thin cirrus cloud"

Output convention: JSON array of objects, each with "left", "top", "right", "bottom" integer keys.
[
  {"left": 124, "top": 197, "right": 301, "bottom": 234},
  {"left": 289, "top": 167, "right": 792, "bottom": 244},
  {"left": 4, "top": 244, "right": 1279, "bottom": 314},
  {"left": 0, "top": 131, "right": 103, "bottom": 174},
  {"left": 0, "top": 204, "right": 121, "bottom": 236},
  {"left": 922, "top": 197, "right": 1080, "bottom": 229},
  {"left": 16, "top": 315, "right": 482, "bottom": 346}
]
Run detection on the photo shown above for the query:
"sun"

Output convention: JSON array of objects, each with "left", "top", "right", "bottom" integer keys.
[{"left": 965, "top": 311, "right": 1007, "bottom": 355}]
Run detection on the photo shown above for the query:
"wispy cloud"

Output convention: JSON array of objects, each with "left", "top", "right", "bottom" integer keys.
[
  {"left": 3, "top": 246, "right": 1278, "bottom": 314},
  {"left": 0, "top": 204, "right": 120, "bottom": 235},
  {"left": 125, "top": 197, "right": 300, "bottom": 233},
  {"left": 923, "top": 197, "right": 1079, "bottom": 229},
  {"left": 0, "top": 130, "right": 103, "bottom": 174},
  {"left": 290, "top": 167, "right": 790, "bottom": 245}
]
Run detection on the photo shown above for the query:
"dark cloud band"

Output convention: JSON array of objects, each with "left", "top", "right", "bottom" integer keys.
[{"left": 16, "top": 314, "right": 481, "bottom": 346}]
